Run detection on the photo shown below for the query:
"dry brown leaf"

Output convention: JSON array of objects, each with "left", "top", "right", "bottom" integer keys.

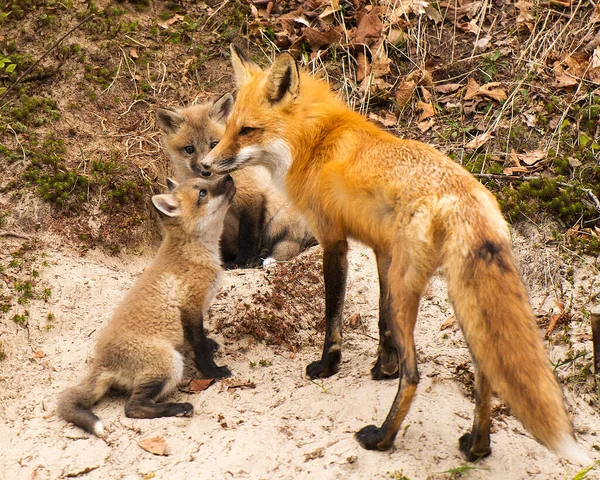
[
  {"left": 369, "top": 112, "right": 397, "bottom": 127},
  {"left": 503, "top": 166, "right": 528, "bottom": 175},
  {"left": 464, "top": 78, "right": 507, "bottom": 102},
  {"left": 456, "top": 19, "right": 480, "bottom": 35},
  {"left": 33, "top": 350, "right": 45, "bottom": 359},
  {"left": 388, "top": 28, "right": 406, "bottom": 46},
  {"left": 159, "top": 14, "right": 183, "bottom": 29},
  {"left": 516, "top": 0, "right": 534, "bottom": 32},
  {"left": 395, "top": 79, "right": 416, "bottom": 106},
  {"left": 440, "top": 316, "right": 455, "bottom": 331},
  {"left": 465, "top": 132, "right": 494, "bottom": 149},
  {"left": 355, "top": 7, "right": 383, "bottom": 45},
  {"left": 356, "top": 51, "right": 370, "bottom": 83},
  {"left": 417, "top": 101, "right": 435, "bottom": 121},
  {"left": 129, "top": 48, "right": 139, "bottom": 59},
  {"left": 188, "top": 378, "right": 214, "bottom": 393},
  {"left": 434, "top": 83, "right": 461, "bottom": 94},
  {"left": 303, "top": 27, "right": 341, "bottom": 50},
  {"left": 439, "top": 1, "right": 482, "bottom": 18},
  {"left": 418, "top": 118, "right": 435, "bottom": 133},
  {"left": 518, "top": 149, "right": 546, "bottom": 166},
  {"left": 371, "top": 45, "right": 391, "bottom": 78},
  {"left": 348, "top": 312, "right": 363, "bottom": 328},
  {"left": 139, "top": 436, "right": 168, "bottom": 456},
  {"left": 508, "top": 149, "right": 520, "bottom": 167},
  {"left": 406, "top": 68, "right": 433, "bottom": 87}
]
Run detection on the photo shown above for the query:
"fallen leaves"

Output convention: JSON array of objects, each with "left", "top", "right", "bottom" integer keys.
[
  {"left": 187, "top": 378, "right": 214, "bottom": 393},
  {"left": 139, "top": 436, "right": 168, "bottom": 456},
  {"left": 465, "top": 132, "right": 494, "bottom": 149},
  {"left": 464, "top": 78, "right": 507, "bottom": 102}
]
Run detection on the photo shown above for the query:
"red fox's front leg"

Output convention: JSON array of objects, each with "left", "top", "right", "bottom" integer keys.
[
  {"left": 371, "top": 252, "right": 399, "bottom": 380},
  {"left": 306, "top": 239, "right": 348, "bottom": 378}
]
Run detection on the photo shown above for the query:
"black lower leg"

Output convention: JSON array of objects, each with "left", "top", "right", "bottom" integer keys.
[
  {"left": 306, "top": 240, "right": 348, "bottom": 379},
  {"left": 459, "top": 368, "right": 492, "bottom": 461},
  {"left": 125, "top": 380, "right": 193, "bottom": 419},
  {"left": 372, "top": 253, "right": 399, "bottom": 380},
  {"left": 183, "top": 316, "right": 231, "bottom": 379}
]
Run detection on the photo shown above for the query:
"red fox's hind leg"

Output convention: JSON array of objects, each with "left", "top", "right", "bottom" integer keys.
[
  {"left": 356, "top": 246, "right": 434, "bottom": 450},
  {"left": 306, "top": 239, "right": 348, "bottom": 379},
  {"left": 459, "top": 367, "right": 492, "bottom": 460},
  {"left": 371, "top": 252, "right": 399, "bottom": 380},
  {"left": 125, "top": 379, "right": 193, "bottom": 419}
]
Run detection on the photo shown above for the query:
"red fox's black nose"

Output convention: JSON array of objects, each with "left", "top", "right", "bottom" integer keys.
[{"left": 224, "top": 174, "right": 233, "bottom": 182}]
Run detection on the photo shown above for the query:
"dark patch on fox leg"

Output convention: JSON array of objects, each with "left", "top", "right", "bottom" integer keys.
[
  {"left": 459, "top": 368, "right": 492, "bottom": 461},
  {"left": 371, "top": 253, "right": 399, "bottom": 380},
  {"left": 307, "top": 240, "right": 348, "bottom": 379},
  {"left": 125, "top": 380, "right": 193, "bottom": 419},
  {"left": 183, "top": 315, "right": 231, "bottom": 379}
]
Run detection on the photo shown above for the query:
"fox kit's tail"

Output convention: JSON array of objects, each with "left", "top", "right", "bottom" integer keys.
[
  {"left": 57, "top": 369, "right": 112, "bottom": 437},
  {"left": 442, "top": 202, "right": 590, "bottom": 464}
]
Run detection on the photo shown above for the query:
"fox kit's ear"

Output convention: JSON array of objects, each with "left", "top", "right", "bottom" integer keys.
[
  {"left": 230, "top": 44, "right": 259, "bottom": 88},
  {"left": 166, "top": 178, "right": 178, "bottom": 192},
  {"left": 209, "top": 93, "right": 234, "bottom": 124},
  {"left": 156, "top": 108, "right": 183, "bottom": 133},
  {"left": 265, "top": 53, "right": 299, "bottom": 104},
  {"left": 152, "top": 194, "right": 181, "bottom": 218}
]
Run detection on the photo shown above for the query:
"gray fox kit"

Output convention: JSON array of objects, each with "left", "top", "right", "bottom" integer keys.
[{"left": 57, "top": 176, "right": 235, "bottom": 436}]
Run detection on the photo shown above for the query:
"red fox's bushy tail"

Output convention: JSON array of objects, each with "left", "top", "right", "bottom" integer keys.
[
  {"left": 441, "top": 207, "right": 590, "bottom": 464},
  {"left": 57, "top": 369, "right": 112, "bottom": 437}
]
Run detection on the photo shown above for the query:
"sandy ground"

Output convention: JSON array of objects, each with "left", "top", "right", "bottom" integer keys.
[{"left": 1, "top": 229, "right": 599, "bottom": 480}]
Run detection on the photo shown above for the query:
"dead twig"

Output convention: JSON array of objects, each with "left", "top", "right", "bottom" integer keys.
[
  {"left": 0, "top": 14, "right": 95, "bottom": 103},
  {"left": 0, "top": 231, "right": 31, "bottom": 240}
]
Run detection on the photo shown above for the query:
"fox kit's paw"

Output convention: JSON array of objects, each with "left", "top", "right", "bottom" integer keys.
[
  {"left": 459, "top": 432, "right": 491, "bottom": 461},
  {"left": 173, "top": 402, "right": 195, "bottom": 417},
  {"left": 306, "top": 356, "right": 340, "bottom": 379},
  {"left": 355, "top": 425, "right": 392, "bottom": 451},
  {"left": 202, "top": 364, "right": 232, "bottom": 379}
]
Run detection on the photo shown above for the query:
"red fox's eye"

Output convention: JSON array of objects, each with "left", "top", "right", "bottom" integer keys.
[
  {"left": 184, "top": 145, "right": 195, "bottom": 154},
  {"left": 239, "top": 126, "right": 255, "bottom": 136},
  {"left": 210, "top": 141, "right": 219, "bottom": 149}
]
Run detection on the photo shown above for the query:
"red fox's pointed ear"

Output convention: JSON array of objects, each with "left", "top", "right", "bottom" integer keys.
[
  {"left": 209, "top": 93, "right": 234, "bottom": 124},
  {"left": 152, "top": 194, "right": 181, "bottom": 218},
  {"left": 156, "top": 107, "right": 183, "bottom": 133},
  {"left": 265, "top": 53, "right": 299, "bottom": 104},
  {"left": 230, "top": 44, "right": 260, "bottom": 88}
]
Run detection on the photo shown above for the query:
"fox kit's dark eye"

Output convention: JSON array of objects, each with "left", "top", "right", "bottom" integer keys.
[
  {"left": 239, "top": 126, "right": 255, "bottom": 136},
  {"left": 198, "top": 189, "right": 208, "bottom": 201},
  {"left": 210, "top": 141, "right": 219, "bottom": 149},
  {"left": 184, "top": 145, "right": 195, "bottom": 154}
]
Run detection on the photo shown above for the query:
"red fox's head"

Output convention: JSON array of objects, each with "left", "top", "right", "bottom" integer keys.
[
  {"left": 152, "top": 176, "right": 235, "bottom": 241},
  {"left": 200, "top": 45, "right": 300, "bottom": 184}
]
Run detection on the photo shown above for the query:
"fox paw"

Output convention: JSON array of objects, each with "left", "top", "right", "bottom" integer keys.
[
  {"left": 371, "top": 355, "right": 399, "bottom": 380},
  {"left": 205, "top": 337, "right": 220, "bottom": 352},
  {"left": 202, "top": 365, "right": 231, "bottom": 380},
  {"left": 459, "top": 432, "right": 491, "bottom": 461},
  {"left": 355, "top": 425, "right": 391, "bottom": 451},
  {"left": 174, "top": 402, "right": 195, "bottom": 417},
  {"left": 306, "top": 358, "right": 339, "bottom": 379}
]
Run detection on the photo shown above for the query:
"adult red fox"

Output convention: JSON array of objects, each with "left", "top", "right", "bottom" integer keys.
[
  {"left": 57, "top": 176, "right": 234, "bottom": 436},
  {"left": 198, "top": 45, "right": 591, "bottom": 464}
]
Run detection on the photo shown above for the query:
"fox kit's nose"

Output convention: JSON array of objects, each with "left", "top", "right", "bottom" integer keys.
[{"left": 201, "top": 162, "right": 211, "bottom": 171}]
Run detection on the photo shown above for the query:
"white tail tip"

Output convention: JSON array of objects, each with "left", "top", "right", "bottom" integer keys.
[
  {"left": 556, "top": 435, "right": 592, "bottom": 465},
  {"left": 262, "top": 257, "right": 277, "bottom": 268},
  {"left": 93, "top": 420, "right": 105, "bottom": 437}
]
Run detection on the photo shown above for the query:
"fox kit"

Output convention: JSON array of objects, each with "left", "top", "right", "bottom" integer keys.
[
  {"left": 57, "top": 176, "right": 235, "bottom": 436},
  {"left": 156, "top": 96, "right": 314, "bottom": 267},
  {"left": 199, "top": 45, "right": 591, "bottom": 464}
]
